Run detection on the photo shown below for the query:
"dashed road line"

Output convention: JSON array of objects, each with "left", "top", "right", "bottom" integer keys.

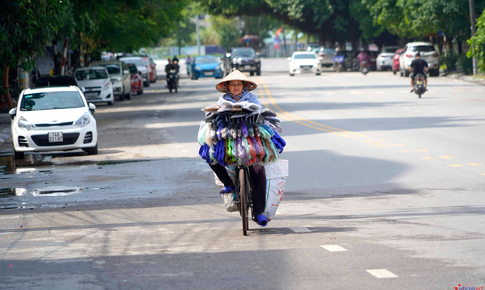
[
  {"left": 366, "top": 269, "right": 398, "bottom": 278},
  {"left": 320, "top": 245, "right": 347, "bottom": 252},
  {"left": 394, "top": 144, "right": 405, "bottom": 147},
  {"left": 467, "top": 163, "right": 482, "bottom": 166},
  {"left": 422, "top": 157, "right": 434, "bottom": 160},
  {"left": 449, "top": 164, "right": 464, "bottom": 167}
]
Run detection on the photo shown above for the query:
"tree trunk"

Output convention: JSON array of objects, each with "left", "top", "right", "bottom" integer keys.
[
  {"left": 457, "top": 40, "right": 462, "bottom": 54},
  {"left": 3, "top": 65, "right": 14, "bottom": 109}
]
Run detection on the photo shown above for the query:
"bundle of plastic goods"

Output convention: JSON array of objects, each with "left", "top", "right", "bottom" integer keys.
[{"left": 198, "top": 101, "right": 286, "bottom": 166}]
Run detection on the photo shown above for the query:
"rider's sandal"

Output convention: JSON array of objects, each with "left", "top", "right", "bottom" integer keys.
[{"left": 219, "top": 186, "right": 235, "bottom": 194}]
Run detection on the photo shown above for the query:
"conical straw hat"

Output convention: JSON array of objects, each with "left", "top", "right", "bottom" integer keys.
[{"left": 215, "top": 70, "right": 257, "bottom": 93}]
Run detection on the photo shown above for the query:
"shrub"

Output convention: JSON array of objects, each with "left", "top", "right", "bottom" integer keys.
[{"left": 456, "top": 54, "right": 473, "bottom": 75}]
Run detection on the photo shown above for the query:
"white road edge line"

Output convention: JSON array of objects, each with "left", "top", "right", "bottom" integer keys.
[
  {"left": 366, "top": 269, "right": 398, "bottom": 278},
  {"left": 320, "top": 245, "right": 347, "bottom": 252}
]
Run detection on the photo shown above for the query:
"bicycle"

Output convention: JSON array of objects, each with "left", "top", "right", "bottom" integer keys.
[{"left": 235, "top": 166, "right": 253, "bottom": 236}]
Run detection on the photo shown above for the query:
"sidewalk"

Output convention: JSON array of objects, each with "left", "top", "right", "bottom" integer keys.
[{"left": 446, "top": 73, "right": 485, "bottom": 86}]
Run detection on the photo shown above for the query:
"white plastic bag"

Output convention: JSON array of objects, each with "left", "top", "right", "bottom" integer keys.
[
  {"left": 197, "top": 121, "right": 207, "bottom": 145},
  {"left": 221, "top": 192, "right": 238, "bottom": 212},
  {"left": 263, "top": 159, "right": 289, "bottom": 220}
]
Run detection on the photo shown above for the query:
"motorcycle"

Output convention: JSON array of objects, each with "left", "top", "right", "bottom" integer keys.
[
  {"left": 333, "top": 55, "right": 345, "bottom": 73},
  {"left": 167, "top": 69, "right": 178, "bottom": 93},
  {"left": 413, "top": 73, "right": 426, "bottom": 98},
  {"left": 360, "top": 60, "right": 369, "bottom": 75}
]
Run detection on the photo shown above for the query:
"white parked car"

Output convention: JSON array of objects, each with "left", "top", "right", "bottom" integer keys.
[
  {"left": 376, "top": 46, "right": 400, "bottom": 71},
  {"left": 75, "top": 67, "right": 114, "bottom": 105},
  {"left": 9, "top": 86, "right": 98, "bottom": 159},
  {"left": 288, "top": 52, "right": 322, "bottom": 76},
  {"left": 119, "top": 57, "right": 149, "bottom": 87},
  {"left": 399, "top": 42, "right": 440, "bottom": 77},
  {"left": 91, "top": 60, "right": 132, "bottom": 101},
  {"left": 317, "top": 47, "right": 336, "bottom": 68}
]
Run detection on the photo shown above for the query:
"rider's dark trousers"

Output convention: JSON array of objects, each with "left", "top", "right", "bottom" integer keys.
[{"left": 210, "top": 163, "right": 266, "bottom": 214}]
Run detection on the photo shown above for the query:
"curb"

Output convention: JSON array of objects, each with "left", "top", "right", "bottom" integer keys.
[{"left": 446, "top": 73, "right": 485, "bottom": 86}]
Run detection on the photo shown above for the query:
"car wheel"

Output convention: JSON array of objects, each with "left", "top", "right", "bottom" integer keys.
[
  {"left": 316, "top": 73, "right": 321, "bottom": 76},
  {"left": 119, "top": 89, "right": 124, "bottom": 101},
  {"left": 84, "top": 143, "right": 98, "bottom": 155},
  {"left": 250, "top": 71, "right": 254, "bottom": 76},
  {"left": 430, "top": 69, "right": 439, "bottom": 77},
  {"left": 404, "top": 69, "right": 410, "bottom": 77},
  {"left": 126, "top": 88, "right": 132, "bottom": 100},
  {"left": 256, "top": 70, "right": 261, "bottom": 76},
  {"left": 138, "top": 87, "right": 143, "bottom": 95},
  {"left": 289, "top": 73, "right": 294, "bottom": 76}
]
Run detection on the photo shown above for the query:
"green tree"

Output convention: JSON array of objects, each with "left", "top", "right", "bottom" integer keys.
[
  {"left": 208, "top": 16, "right": 242, "bottom": 51},
  {"left": 468, "top": 8, "right": 485, "bottom": 73},
  {"left": 0, "top": 0, "right": 72, "bottom": 109}
]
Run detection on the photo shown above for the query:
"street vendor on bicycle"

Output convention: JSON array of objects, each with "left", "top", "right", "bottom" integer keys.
[{"left": 209, "top": 70, "right": 267, "bottom": 226}]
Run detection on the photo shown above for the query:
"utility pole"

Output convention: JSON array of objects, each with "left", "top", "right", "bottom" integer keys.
[
  {"left": 469, "top": 0, "right": 478, "bottom": 75},
  {"left": 196, "top": 16, "right": 201, "bottom": 56}
]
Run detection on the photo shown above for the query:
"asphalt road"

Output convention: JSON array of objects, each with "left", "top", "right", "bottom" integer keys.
[{"left": 1, "top": 59, "right": 485, "bottom": 289}]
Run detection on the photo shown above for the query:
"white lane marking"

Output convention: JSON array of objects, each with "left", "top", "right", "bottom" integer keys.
[
  {"left": 366, "top": 269, "right": 398, "bottom": 278},
  {"left": 320, "top": 245, "right": 347, "bottom": 252},
  {"left": 203, "top": 169, "right": 212, "bottom": 172},
  {"left": 324, "top": 92, "right": 335, "bottom": 95},
  {"left": 290, "top": 227, "right": 311, "bottom": 233},
  {"left": 349, "top": 91, "right": 361, "bottom": 95}
]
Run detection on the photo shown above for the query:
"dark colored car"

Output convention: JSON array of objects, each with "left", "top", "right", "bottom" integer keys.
[
  {"left": 223, "top": 47, "right": 261, "bottom": 76},
  {"left": 35, "top": 76, "right": 79, "bottom": 88}
]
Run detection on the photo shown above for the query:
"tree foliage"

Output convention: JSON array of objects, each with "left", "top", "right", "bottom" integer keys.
[
  {"left": 468, "top": 8, "right": 485, "bottom": 73},
  {"left": 0, "top": 0, "right": 71, "bottom": 70}
]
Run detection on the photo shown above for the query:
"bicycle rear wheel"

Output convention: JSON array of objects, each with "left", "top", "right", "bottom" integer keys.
[{"left": 239, "top": 168, "right": 249, "bottom": 236}]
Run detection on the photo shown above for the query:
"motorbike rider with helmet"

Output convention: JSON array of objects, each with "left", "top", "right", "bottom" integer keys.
[
  {"left": 165, "top": 58, "right": 176, "bottom": 88},
  {"left": 410, "top": 51, "right": 429, "bottom": 92}
]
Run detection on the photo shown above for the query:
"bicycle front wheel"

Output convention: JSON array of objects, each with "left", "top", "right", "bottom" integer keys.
[{"left": 239, "top": 168, "right": 249, "bottom": 236}]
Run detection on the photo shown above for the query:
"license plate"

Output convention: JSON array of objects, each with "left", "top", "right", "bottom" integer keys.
[
  {"left": 244, "top": 65, "right": 251, "bottom": 69},
  {"left": 48, "top": 132, "right": 63, "bottom": 143},
  {"left": 417, "top": 81, "right": 423, "bottom": 85},
  {"left": 85, "top": 92, "right": 98, "bottom": 97},
  {"left": 203, "top": 72, "right": 213, "bottom": 76}
]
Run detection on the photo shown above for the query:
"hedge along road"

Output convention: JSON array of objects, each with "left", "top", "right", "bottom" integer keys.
[{"left": 1, "top": 65, "right": 485, "bottom": 289}]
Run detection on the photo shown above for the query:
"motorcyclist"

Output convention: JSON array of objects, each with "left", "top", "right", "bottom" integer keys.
[
  {"left": 165, "top": 58, "right": 176, "bottom": 88},
  {"left": 410, "top": 51, "right": 429, "bottom": 92}
]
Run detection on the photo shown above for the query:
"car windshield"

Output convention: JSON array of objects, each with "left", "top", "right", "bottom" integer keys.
[
  {"left": 382, "top": 48, "right": 398, "bottom": 53},
  {"left": 121, "top": 58, "right": 144, "bottom": 67},
  {"left": 409, "top": 45, "right": 435, "bottom": 52},
  {"left": 232, "top": 49, "right": 255, "bottom": 57},
  {"left": 20, "top": 91, "right": 85, "bottom": 111},
  {"left": 320, "top": 48, "right": 335, "bottom": 54},
  {"left": 102, "top": 64, "right": 121, "bottom": 75},
  {"left": 127, "top": 64, "right": 138, "bottom": 74},
  {"left": 195, "top": 57, "right": 217, "bottom": 64},
  {"left": 75, "top": 69, "right": 108, "bottom": 80},
  {"left": 36, "top": 77, "right": 77, "bottom": 87},
  {"left": 294, "top": 53, "right": 316, "bottom": 59},
  {"left": 142, "top": 59, "right": 150, "bottom": 66}
]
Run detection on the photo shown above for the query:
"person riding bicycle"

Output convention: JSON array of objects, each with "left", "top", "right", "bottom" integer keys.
[
  {"left": 410, "top": 51, "right": 429, "bottom": 92},
  {"left": 209, "top": 70, "right": 267, "bottom": 226}
]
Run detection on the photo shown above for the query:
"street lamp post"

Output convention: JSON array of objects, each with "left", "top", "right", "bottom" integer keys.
[{"left": 469, "top": 0, "right": 478, "bottom": 75}]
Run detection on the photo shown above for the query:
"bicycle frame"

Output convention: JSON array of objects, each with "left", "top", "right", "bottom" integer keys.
[{"left": 235, "top": 166, "right": 253, "bottom": 236}]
